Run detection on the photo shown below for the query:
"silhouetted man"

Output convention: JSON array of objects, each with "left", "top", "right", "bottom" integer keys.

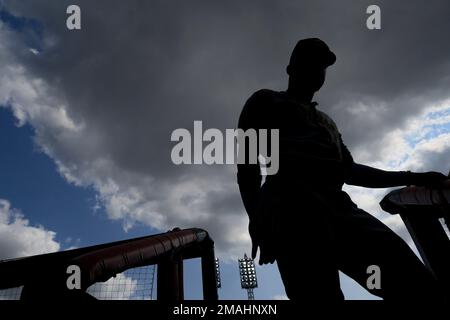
[{"left": 237, "top": 38, "right": 447, "bottom": 300}]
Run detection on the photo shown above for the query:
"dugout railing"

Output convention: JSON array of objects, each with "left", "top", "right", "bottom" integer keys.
[{"left": 0, "top": 227, "right": 218, "bottom": 301}]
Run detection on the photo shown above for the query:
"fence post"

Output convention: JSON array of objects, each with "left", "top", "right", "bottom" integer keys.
[
  {"left": 200, "top": 239, "right": 218, "bottom": 301},
  {"left": 157, "top": 254, "right": 184, "bottom": 300}
]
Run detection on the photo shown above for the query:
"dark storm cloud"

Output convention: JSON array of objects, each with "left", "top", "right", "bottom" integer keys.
[
  {"left": 6, "top": 0, "right": 450, "bottom": 163},
  {"left": 2, "top": 0, "right": 450, "bottom": 255}
]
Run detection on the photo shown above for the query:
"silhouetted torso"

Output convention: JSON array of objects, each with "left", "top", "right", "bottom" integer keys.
[{"left": 238, "top": 89, "right": 354, "bottom": 195}]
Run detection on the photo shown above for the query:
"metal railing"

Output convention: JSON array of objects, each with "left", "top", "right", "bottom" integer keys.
[
  {"left": 380, "top": 180, "right": 450, "bottom": 294},
  {"left": 0, "top": 227, "right": 218, "bottom": 301}
]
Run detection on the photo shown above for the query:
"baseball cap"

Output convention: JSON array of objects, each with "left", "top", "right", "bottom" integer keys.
[{"left": 287, "top": 38, "right": 336, "bottom": 71}]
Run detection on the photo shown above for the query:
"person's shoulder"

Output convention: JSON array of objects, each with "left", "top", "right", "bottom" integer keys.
[
  {"left": 242, "top": 89, "right": 279, "bottom": 115},
  {"left": 316, "top": 109, "right": 333, "bottom": 121},
  {"left": 239, "top": 89, "right": 279, "bottom": 128},
  {"left": 247, "top": 89, "right": 281, "bottom": 103},
  {"left": 316, "top": 109, "right": 339, "bottom": 131}
]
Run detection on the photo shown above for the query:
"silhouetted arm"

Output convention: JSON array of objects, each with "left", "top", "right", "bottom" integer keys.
[
  {"left": 237, "top": 164, "right": 261, "bottom": 218},
  {"left": 341, "top": 138, "right": 447, "bottom": 188},
  {"left": 345, "top": 163, "right": 414, "bottom": 188},
  {"left": 338, "top": 134, "right": 414, "bottom": 187},
  {"left": 237, "top": 91, "right": 267, "bottom": 218}
]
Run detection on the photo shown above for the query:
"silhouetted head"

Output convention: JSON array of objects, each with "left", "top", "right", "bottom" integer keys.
[{"left": 287, "top": 38, "right": 336, "bottom": 96}]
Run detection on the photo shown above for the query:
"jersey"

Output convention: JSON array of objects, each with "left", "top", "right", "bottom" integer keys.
[{"left": 237, "top": 89, "right": 354, "bottom": 191}]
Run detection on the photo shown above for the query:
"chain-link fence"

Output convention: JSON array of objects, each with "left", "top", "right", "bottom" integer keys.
[
  {"left": 0, "top": 265, "right": 156, "bottom": 300},
  {"left": 86, "top": 265, "right": 156, "bottom": 300},
  {"left": 0, "top": 286, "right": 23, "bottom": 300}
]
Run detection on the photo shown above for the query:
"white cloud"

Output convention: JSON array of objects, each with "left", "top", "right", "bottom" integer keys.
[{"left": 0, "top": 199, "right": 60, "bottom": 260}]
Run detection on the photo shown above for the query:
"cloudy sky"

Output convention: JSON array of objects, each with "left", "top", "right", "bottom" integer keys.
[{"left": 0, "top": 0, "right": 450, "bottom": 300}]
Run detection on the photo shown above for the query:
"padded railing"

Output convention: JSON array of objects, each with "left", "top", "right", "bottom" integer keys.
[
  {"left": 0, "top": 227, "right": 218, "bottom": 301},
  {"left": 380, "top": 180, "right": 450, "bottom": 293}
]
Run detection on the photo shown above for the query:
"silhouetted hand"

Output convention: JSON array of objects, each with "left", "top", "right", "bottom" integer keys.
[
  {"left": 249, "top": 215, "right": 276, "bottom": 265},
  {"left": 411, "top": 171, "right": 447, "bottom": 187}
]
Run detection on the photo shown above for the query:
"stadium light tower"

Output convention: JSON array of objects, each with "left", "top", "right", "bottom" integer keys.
[
  {"left": 238, "top": 253, "right": 258, "bottom": 300},
  {"left": 215, "top": 258, "right": 221, "bottom": 289}
]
